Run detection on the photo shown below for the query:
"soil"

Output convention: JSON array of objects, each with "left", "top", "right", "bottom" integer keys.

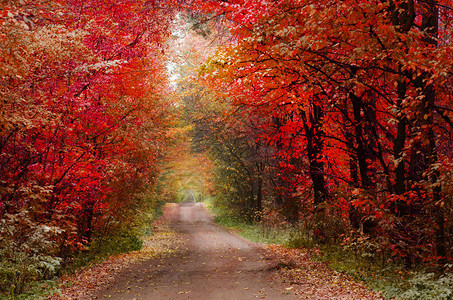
[{"left": 94, "top": 203, "right": 299, "bottom": 299}]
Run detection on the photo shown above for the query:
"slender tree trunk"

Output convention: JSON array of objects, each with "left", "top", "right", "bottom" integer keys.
[
  {"left": 302, "top": 97, "right": 328, "bottom": 208},
  {"left": 349, "top": 92, "right": 373, "bottom": 189},
  {"left": 256, "top": 176, "right": 263, "bottom": 212}
]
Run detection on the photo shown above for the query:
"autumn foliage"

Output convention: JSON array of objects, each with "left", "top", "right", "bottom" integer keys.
[
  {"left": 2, "top": 0, "right": 453, "bottom": 296},
  {"left": 185, "top": 0, "right": 453, "bottom": 267},
  {"left": 0, "top": 0, "right": 176, "bottom": 294}
]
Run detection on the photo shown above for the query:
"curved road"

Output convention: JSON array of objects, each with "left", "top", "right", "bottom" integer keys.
[{"left": 95, "top": 203, "right": 298, "bottom": 299}]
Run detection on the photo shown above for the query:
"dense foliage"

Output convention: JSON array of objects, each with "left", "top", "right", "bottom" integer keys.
[
  {"left": 0, "top": 0, "right": 175, "bottom": 295},
  {"left": 2, "top": 0, "right": 453, "bottom": 297},
  {"left": 187, "top": 0, "right": 453, "bottom": 267}
]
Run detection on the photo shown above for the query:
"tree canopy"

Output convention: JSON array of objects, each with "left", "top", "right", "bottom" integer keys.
[{"left": 1, "top": 0, "right": 453, "bottom": 296}]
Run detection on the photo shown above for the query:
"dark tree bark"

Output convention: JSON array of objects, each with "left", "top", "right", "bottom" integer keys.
[{"left": 302, "top": 97, "right": 328, "bottom": 207}]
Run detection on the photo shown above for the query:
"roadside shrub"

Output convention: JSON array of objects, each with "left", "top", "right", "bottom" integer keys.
[
  {"left": 285, "top": 223, "right": 313, "bottom": 249},
  {"left": 257, "top": 207, "right": 288, "bottom": 239},
  {"left": 308, "top": 203, "right": 349, "bottom": 243},
  {"left": 396, "top": 273, "right": 453, "bottom": 300},
  {"left": 342, "top": 233, "right": 385, "bottom": 264},
  {"left": 67, "top": 232, "right": 144, "bottom": 274},
  {"left": 0, "top": 212, "right": 62, "bottom": 295},
  {"left": 90, "top": 233, "right": 143, "bottom": 257}
]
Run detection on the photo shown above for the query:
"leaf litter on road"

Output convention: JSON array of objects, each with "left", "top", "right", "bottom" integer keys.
[{"left": 49, "top": 224, "right": 186, "bottom": 300}]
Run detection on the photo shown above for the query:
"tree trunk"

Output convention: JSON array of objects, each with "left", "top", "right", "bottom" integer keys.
[
  {"left": 349, "top": 92, "right": 373, "bottom": 189},
  {"left": 302, "top": 97, "right": 328, "bottom": 208}
]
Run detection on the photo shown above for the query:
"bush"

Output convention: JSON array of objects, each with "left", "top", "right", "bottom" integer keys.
[
  {"left": 0, "top": 212, "right": 62, "bottom": 296},
  {"left": 395, "top": 273, "right": 453, "bottom": 300},
  {"left": 285, "top": 225, "right": 313, "bottom": 249},
  {"left": 104, "top": 234, "right": 143, "bottom": 254},
  {"left": 256, "top": 208, "right": 288, "bottom": 239}
]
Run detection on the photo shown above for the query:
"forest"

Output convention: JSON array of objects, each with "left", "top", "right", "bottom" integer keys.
[{"left": 1, "top": 0, "right": 453, "bottom": 298}]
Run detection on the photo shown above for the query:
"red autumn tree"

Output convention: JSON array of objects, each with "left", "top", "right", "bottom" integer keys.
[
  {"left": 195, "top": 0, "right": 453, "bottom": 264},
  {"left": 0, "top": 0, "right": 176, "bottom": 293}
]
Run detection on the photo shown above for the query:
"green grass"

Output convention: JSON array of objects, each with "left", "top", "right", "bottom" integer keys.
[
  {"left": 68, "top": 233, "right": 144, "bottom": 272},
  {"left": 214, "top": 214, "right": 292, "bottom": 245},
  {"left": 0, "top": 280, "right": 60, "bottom": 300}
]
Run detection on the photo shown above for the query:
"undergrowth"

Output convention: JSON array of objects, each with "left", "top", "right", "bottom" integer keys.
[
  {"left": 211, "top": 204, "right": 453, "bottom": 300},
  {"left": 0, "top": 232, "right": 144, "bottom": 300},
  {"left": 0, "top": 201, "right": 165, "bottom": 299},
  {"left": 68, "top": 233, "right": 144, "bottom": 272},
  {"left": 313, "top": 243, "right": 453, "bottom": 299}
]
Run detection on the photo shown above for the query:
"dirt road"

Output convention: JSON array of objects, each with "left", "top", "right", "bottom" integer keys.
[{"left": 95, "top": 203, "right": 298, "bottom": 299}]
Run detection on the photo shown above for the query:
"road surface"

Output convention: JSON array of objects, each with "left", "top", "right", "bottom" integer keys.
[{"left": 95, "top": 203, "right": 298, "bottom": 299}]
